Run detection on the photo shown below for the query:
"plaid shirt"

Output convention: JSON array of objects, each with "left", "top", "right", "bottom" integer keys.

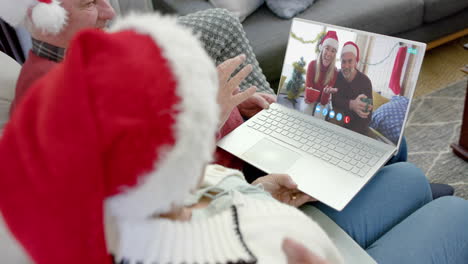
[{"left": 32, "top": 38, "right": 65, "bottom": 62}]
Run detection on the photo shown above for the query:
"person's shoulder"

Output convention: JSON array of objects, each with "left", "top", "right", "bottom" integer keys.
[
  {"left": 15, "top": 54, "right": 58, "bottom": 101},
  {"left": 357, "top": 70, "right": 372, "bottom": 85},
  {"left": 22, "top": 53, "right": 58, "bottom": 74},
  {"left": 307, "top": 60, "right": 317, "bottom": 70}
]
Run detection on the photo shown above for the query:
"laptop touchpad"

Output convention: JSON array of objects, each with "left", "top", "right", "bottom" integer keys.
[{"left": 241, "top": 138, "right": 301, "bottom": 173}]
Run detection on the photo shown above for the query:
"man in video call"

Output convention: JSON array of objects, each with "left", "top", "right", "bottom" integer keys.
[{"left": 332, "top": 41, "right": 373, "bottom": 135}]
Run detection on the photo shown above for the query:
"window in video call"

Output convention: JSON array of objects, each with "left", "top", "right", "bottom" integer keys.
[{"left": 278, "top": 20, "right": 424, "bottom": 146}]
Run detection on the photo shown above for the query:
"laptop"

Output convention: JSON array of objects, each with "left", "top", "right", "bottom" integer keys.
[{"left": 218, "top": 18, "right": 426, "bottom": 211}]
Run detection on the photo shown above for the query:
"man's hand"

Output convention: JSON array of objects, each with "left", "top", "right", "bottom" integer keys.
[
  {"left": 322, "top": 86, "right": 338, "bottom": 95},
  {"left": 217, "top": 54, "right": 257, "bottom": 128},
  {"left": 252, "top": 174, "right": 316, "bottom": 207},
  {"left": 349, "top": 94, "right": 372, "bottom": 119},
  {"left": 238, "top": 92, "right": 277, "bottom": 118},
  {"left": 282, "top": 238, "right": 330, "bottom": 264}
]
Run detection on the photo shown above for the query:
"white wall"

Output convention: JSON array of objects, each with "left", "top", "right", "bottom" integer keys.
[{"left": 362, "top": 37, "right": 406, "bottom": 98}]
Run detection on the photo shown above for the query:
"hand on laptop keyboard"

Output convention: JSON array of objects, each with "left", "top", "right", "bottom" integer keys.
[{"left": 238, "top": 92, "right": 276, "bottom": 118}]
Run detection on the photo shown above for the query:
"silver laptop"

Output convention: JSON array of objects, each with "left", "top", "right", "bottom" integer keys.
[{"left": 218, "top": 18, "right": 426, "bottom": 211}]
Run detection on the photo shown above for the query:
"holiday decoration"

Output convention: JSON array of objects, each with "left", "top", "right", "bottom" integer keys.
[
  {"left": 0, "top": 0, "right": 67, "bottom": 35},
  {"left": 286, "top": 57, "right": 306, "bottom": 105}
]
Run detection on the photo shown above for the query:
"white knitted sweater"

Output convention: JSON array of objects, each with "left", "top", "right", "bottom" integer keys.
[{"left": 109, "top": 165, "right": 343, "bottom": 264}]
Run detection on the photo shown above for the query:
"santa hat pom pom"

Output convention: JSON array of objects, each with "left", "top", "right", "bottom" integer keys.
[{"left": 31, "top": 0, "right": 67, "bottom": 34}]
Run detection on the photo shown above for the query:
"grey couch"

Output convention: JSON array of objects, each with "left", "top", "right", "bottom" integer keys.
[{"left": 151, "top": 0, "right": 468, "bottom": 88}]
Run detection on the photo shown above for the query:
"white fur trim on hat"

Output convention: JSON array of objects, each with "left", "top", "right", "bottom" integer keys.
[
  {"left": 105, "top": 13, "right": 219, "bottom": 221},
  {"left": 342, "top": 44, "right": 358, "bottom": 58},
  {"left": 31, "top": 0, "right": 67, "bottom": 34},
  {"left": 321, "top": 38, "right": 338, "bottom": 50}
]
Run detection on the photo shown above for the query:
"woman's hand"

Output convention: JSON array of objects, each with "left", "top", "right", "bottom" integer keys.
[
  {"left": 323, "top": 85, "right": 338, "bottom": 94},
  {"left": 217, "top": 54, "right": 257, "bottom": 128},
  {"left": 283, "top": 238, "right": 330, "bottom": 264},
  {"left": 252, "top": 174, "right": 316, "bottom": 207}
]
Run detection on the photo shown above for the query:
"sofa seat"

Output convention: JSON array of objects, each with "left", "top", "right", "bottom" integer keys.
[
  {"left": 423, "top": 0, "right": 468, "bottom": 23},
  {"left": 152, "top": 0, "right": 467, "bottom": 86},
  {"left": 0, "top": 215, "right": 32, "bottom": 263},
  {"left": 396, "top": 8, "right": 468, "bottom": 44}
]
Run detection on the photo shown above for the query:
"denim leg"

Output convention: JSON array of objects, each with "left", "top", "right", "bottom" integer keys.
[
  {"left": 313, "top": 162, "right": 432, "bottom": 248},
  {"left": 366, "top": 197, "right": 468, "bottom": 264},
  {"left": 387, "top": 136, "right": 408, "bottom": 164}
]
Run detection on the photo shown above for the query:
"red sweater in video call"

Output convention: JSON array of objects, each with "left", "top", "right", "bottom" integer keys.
[{"left": 305, "top": 60, "right": 338, "bottom": 105}]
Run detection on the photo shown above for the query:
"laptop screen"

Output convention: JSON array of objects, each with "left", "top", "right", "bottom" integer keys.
[{"left": 277, "top": 19, "right": 426, "bottom": 147}]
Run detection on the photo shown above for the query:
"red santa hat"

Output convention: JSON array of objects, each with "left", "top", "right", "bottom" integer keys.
[
  {"left": 0, "top": 13, "right": 219, "bottom": 264},
  {"left": 0, "top": 0, "right": 67, "bottom": 34},
  {"left": 341, "top": 41, "right": 360, "bottom": 62},
  {"left": 319, "top": 30, "right": 339, "bottom": 51}
]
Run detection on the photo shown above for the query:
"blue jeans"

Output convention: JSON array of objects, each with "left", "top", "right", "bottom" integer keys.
[
  {"left": 387, "top": 137, "right": 408, "bottom": 164},
  {"left": 314, "top": 162, "right": 468, "bottom": 263},
  {"left": 366, "top": 196, "right": 468, "bottom": 264}
]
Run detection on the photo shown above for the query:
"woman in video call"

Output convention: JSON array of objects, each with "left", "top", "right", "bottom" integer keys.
[{"left": 304, "top": 31, "right": 340, "bottom": 109}]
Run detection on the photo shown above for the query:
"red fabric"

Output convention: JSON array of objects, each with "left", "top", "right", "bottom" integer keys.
[
  {"left": 320, "top": 31, "right": 338, "bottom": 49},
  {"left": 11, "top": 51, "right": 58, "bottom": 115},
  {"left": 305, "top": 60, "right": 338, "bottom": 105},
  {"left": 0, "top": 29, "right": 180, "bottom": 264},
  {"left": 214, "top": 107, "right": 245, "bottom": 171},
  {"left": 389, "top": 46, "right": 407, "bottom": 95}
]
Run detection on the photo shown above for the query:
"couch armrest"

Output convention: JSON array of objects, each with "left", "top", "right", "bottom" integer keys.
[
  {"left": 0, "top": 52, "right": 20, "bottom": 132},
  {"left": 109, "top": 0, "right": 154, "bottom": 16},
  {"left": 151, "top": 0, "right": 213, "bottom": 15}
]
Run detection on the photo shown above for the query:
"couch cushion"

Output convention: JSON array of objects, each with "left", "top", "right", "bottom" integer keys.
[
  {"left": 396, "top": 8, "right": 468, "bottom": 43},
  {"left": 243, "top": 0, "right": 424, "bottom": 84},
  {"left": 152, "top": 0, "right": 213, "bottom": 15},
  {"left": 110, "top": 0, "right": 154, "bottom": 15},
  {"left": 0, "top": 52, "right": 20, "bottom": 133},
  {"left": 370, "top": 96, "right": 409, "bottom": 144},
  {"left": 209, "top": 0, "right": 264, "bottom": 22},
  {"left": 265, "top": 0, "right": 315, "bottom": 19},
  {"left": 0, "top": 215, "right": 32, "bottom": 263},
  {"left": 422, "top": 0, "right": 468, "bottom": 23}
]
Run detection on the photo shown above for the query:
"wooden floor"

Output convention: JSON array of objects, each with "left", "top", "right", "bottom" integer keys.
[{"left": 415, "top": 36, "right": 468, "bottom": 98}]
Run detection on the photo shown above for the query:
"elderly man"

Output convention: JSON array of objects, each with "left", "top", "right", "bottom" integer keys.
[
  {"left": 8, "top": 0, "right": 275, "bottom": 119},
  {"left": 332, "top": 41, "right": 373, "bottom": 135},
  {"left": 5, "top": 0, "right": 275, "bottom": 171}
]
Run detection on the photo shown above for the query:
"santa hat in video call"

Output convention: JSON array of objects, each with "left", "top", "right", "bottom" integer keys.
[
  {"left": 0, "top": 0, "right": 67, "bottom": 34},
  {"left": 0, "top": 13, "right": 219, "bottom": 264},
  {"left": 319, "top": 30, "right": 339, "bottom": 51},
  {"left": 341, "top": 41, "right": 360, "bottom": 62}
]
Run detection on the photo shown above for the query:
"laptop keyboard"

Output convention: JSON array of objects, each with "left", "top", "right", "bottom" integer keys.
[{"left": 247, "top": 106, "right": 387, "bottom": 177}]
